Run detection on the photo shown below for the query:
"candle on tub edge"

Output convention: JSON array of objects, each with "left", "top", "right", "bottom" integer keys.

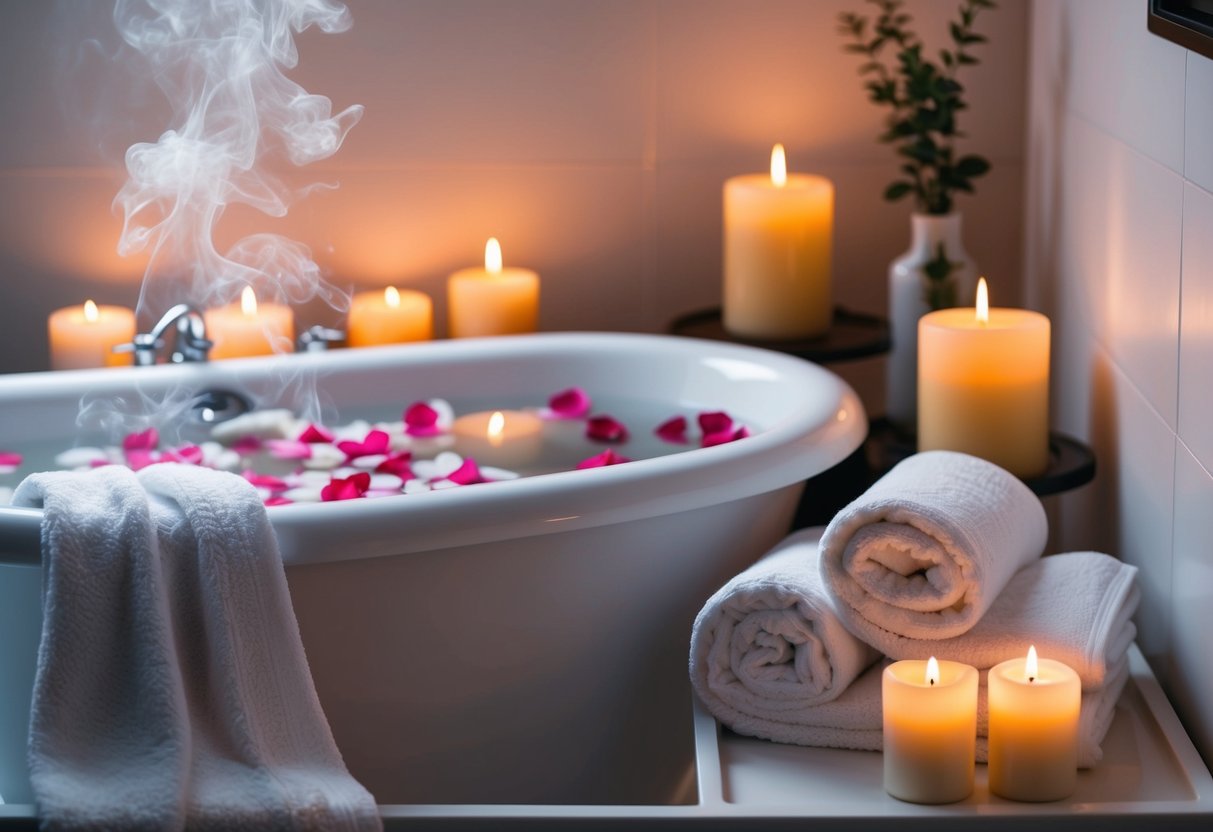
[
  {"left": 722, "top": 143, "right": 834, "bottom": 340},
  {"left": 448, "top": 238, "right": 540, "bottom": 338},
  {"left": 347, "top": 286, "right": 433, "bottom": 346},
  {"left": 917, "top": 277, "right": 1050, "bottom": 478},
  {"left": 204, "top": 286, "right": 295, "bottom": 360},
  {"left": 882, "top": 656, "right": 978, "bottom": 804},
  {"left": 451, "top": 409, "right": 543, "bottom": 470},
  {"left": 988, "top": 645, "right": 1081, "bottom": 802},
  {"left": 48, "top": 300, "right": 137, "bottom": 370}
]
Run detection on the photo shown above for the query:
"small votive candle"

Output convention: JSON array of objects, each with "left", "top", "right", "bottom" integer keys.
[
  {"left": 988, "top": 645, "right": 1081, "bottom": 802},
  {"left": 882, "top": 657, "right": 978, "bottom": 804},
  {"left": 204, "top": 286, "right": 295, "bottom": 359},
  {"left": 347, "top": 286, "right": 433, "bottom": 346},
  {"left": 448, "top": 238, "right": 540, "bottom": 338},
  {"left": 48, "top": 300, "right": 137, "bottom": 370},
  {"left": 450, "top": 409, "right": 543, "bottom": 470}
]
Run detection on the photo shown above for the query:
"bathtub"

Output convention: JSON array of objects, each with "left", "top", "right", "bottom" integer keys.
[{"left": 0, "top": 332, "right": 865, "bottom": 819}]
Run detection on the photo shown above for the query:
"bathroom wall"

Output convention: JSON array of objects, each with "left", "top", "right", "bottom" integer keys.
[
  {"left": 0, "top": 0, "right": 1028, "bottom": 396},
  {"left": 1024, "top": 0, "right": 1213, "bottom": 766}
]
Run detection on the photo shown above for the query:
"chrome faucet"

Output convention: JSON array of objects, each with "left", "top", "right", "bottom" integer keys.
[{"left": 114, "top": 304, "right": 213, "bottom": 366}]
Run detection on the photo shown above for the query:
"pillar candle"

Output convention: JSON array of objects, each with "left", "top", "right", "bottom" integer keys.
[
  {"left": 882, "top": 657, "right": 978, "bottom": 804},
  {"left": 204, "top": 286, "right": 295, "bottom": 359},
  {"left": 48, "top": 300, "right": 137, "bottom": 370},
  {"left": 917, "top": 278, "right": 1051, "bottom": 478},
  {"left": 347, "top": 286, "right": 433, "bottom": 346},
  {"left": 448, "top": 238, "right": 540, "bottom": 338},
  {"left": 722, "top": 143, "right": 834, "bottom": 340},
  {"left": 988, "top": 646, "right": 1081, "bottom": 802},
  {"left": 450, "top": 409, "right": 543, "bottom": 470}
]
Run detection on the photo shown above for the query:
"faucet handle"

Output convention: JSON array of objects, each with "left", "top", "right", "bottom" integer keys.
[
  {"left": 113, "top": 333, "right": 165, "bottom": 367},
  {"left": 297, "top": 325, "right": 346, "bottom": 353}
]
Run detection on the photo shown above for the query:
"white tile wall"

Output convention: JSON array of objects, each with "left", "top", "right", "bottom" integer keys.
[
  {"left": 1185, "top": 51, "right": 1213, "bottom": 192},
  {"left": 1179, "top": 183, "right": 1213, "bottom": 470}
]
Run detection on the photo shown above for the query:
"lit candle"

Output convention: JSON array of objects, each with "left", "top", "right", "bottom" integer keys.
[
  {"left": 988, "top": 645, "right": 1081, "bottom": 802},
  {"left": 722, "top": 143, "right": 834, "bottom": 339},
  {"left": 917, "top": 278, "right": 1051, "bottom": 478},
  {"left": 447, "top": 238, "right": 540, "bottom": 338},
  {"left": 882, "top": 657, "right": 978, "bottom": 804},
  {"left": 347, "top": 286, "right": 433, "bottom": 347},
  {"left": 450, "top": 409, "right": 544, "bottom": 470},
  {"left": 48, "top": 300, "right": 137, "bottom": 370},
  {"left": 204, "top": 286, "right": 295, "bottom": 359}
]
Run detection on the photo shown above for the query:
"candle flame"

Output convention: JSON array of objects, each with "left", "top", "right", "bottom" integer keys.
[
  {"left": 1025, "top": 645, "right": 1038, "bottom": 683},
  {"left": 976, "top": 277, "right": 989, "bottom": 325},
  {"left": 926, "top": 656, "right": 940, "bottom": 687},
  {"left": 385, "top": 286, "right": 400, "bottom": 308},
  {"left": 241, "top": 285, "right": 258, "bottom": 317},
  {"left": 487, "top": 410, "right": 505, "bottom": 446},
  {"left": 485, "top": 237, "right": 503, "bottom": 274},
  {"left": 83, "top": 299, "right": 99, "bottom": 323},
  {"left": 770, "top": 143, "right": 787, "bottom": 188}
]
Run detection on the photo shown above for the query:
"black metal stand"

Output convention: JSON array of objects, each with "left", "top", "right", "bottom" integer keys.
[{"left": 668, "top": 306, "right": 891, "bottom": 363}]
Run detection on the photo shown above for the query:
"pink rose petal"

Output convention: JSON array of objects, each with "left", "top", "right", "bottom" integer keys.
[
  {"left": 654, "top": 416, "right": 688, "bottom": 444},
  {"left": 231, "top": 435, "right": 263, "bottom": 455},
  {"left": 375, "top": 451, "right": 414, "bottom": 479},
  {"left": 243, "top": 470, "right": 290, "bottom": 492},
  {"left": 576, "top": 448, "right": 632, "bottom": 469},
  {"left": 298, "top": 423, "right": 335, "bottom": 444},
  {"left": 445, "top": 458, "right": 489, "bottom": 485},
  {"left": 702, "top": 425, "right": 750, "bottom": 447},
  {"left": 0, "top": 451, "right": 22, "bottom": 472},
  {"left": 586, "top": 414, "right": 629, "bottom": 443},
  {"left": 124, "top": 449, "right": 157, "bottom": 471},
  {"left": 697, "top": 411, "right": 733, "bottom": 436},
  {"left": 122, "top": 427, "right": 159, "bottom": 453},
  {"left": 320, "top": 471, "right": 371, "bottom": 502},
  {"left": 265, "top": 439, "right": 313, "bottom": 460},
  {"left": 162, "top": 445, "right": 204, "bottom": 465},
  {"left": 264, "top": 495, "right": 294, "bottom": 507},
  {"left": 338, "top": 429, "right": 390, "bottom": 460},
  {"left": 546, "top": 387, "right": 591, "bottom": 420},
  {"left": 404, "top": 401, "right": 443, "bottom": 437}
]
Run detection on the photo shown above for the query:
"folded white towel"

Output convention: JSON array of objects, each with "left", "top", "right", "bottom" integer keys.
[
  {"left": 819, "top": 450, "right": 1048, "bottom": 645},
  {"left": 690, "top": 528, "right": 882, "bottom": 731},
  {"left": 13, "top": 464, "right": 381, "bottom": 831},
  {"left": 715, "top": 654, "right": 1129, "bottom": 769},
  {"left": 879, "top": 552, "right": 1139, "bottom": 689}
]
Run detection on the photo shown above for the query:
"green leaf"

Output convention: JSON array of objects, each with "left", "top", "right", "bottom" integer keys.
[
  {"left": 884, "top": 181, "right": 915, "bottom": 201},
  {"left": 955, "top": 155, "right": 991, "bottom": 177}
]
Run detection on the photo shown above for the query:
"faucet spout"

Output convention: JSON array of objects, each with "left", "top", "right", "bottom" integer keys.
[{"left": 115, "top": 304, "right": 213, "bottom": 366}]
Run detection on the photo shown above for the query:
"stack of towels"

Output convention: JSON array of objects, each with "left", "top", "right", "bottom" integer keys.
[{"left": 689, "top": 450, "right": 1140, "bottom": 768}]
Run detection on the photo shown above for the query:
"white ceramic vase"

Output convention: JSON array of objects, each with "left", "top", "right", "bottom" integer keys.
[{"left": 885, "top": 213, "right": 978, "bottom": 434}]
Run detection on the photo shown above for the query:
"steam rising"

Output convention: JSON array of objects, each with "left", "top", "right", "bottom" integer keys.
[{"left": 112, "top": 0, "right": 363, "bottom": 316}]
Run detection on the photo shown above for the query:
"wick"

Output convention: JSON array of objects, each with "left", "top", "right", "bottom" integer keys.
[
  {"left": 929, "top": 679, "right": 935, "bottom": 686},
  {"left": 1029, "top": 676, "right": 1036, "bottom": 683}
]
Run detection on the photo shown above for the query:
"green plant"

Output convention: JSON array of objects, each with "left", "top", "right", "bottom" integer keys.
[{"left": 839, "top": 0, "right": 996, "bottom": 216}]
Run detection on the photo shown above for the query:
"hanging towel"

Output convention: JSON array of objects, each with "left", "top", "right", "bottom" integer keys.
[
  {"left": 877, "top": 552, "right": 1139, "bottom": 689},
  {"left": 13, "top": 463, "right": 381, "bottom": 832},
  {"left": 689, "top": 528, "right": 882, "bottom": 733},
  {"left": 819, "top": 450, "right": 1047, "bottom": 647}
]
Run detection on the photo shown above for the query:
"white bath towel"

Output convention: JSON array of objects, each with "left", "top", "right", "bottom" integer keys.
[
  {"left": 714, "top": 655, "right": 1129, "bottom": 769},
  {"left": 819, "top": 450, "right": 1048, "bottom": 646},
  {"left": 13, "top": 463, "right": 381, "bottom": 832},
  {"left": 689, "top": 528, "right": 882, "bottom": 731},
  {"left": 878, "top": 552, "right": 1140, "bottom": 689}
]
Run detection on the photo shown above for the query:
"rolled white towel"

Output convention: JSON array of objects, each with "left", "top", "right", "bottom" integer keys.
[
  {"left": 819, "top": 450, "right": 1047, "bottom": 646},
  {"left": 879, "top": 552, "right": 1139, "bottom": 689},
  {"left": 690, "top": 528, "right": 882, "bottom": 736}
]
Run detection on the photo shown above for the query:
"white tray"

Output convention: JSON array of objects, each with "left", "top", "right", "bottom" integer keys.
[{"left": 693, "top": 643, "right": 1213, "bottom": 830}]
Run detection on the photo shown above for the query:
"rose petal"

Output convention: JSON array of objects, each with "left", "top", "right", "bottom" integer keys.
[
  {"left": 697, "top": 411, "right": 733, "bottom": 436},
  {"left": 479, "top": 466, "right": 519, "bottom": 481},
  {"left": 702, "top": 425, "right": 750, "bottom": 447},
  {"left": 586, "top": 414, "right": 629, "bottom": 443},
  {"left": 54, "top": 447, "right": 107, "bottom": 469},
  {"left": 546, "top": 387, "right": 591, "bottom": 420},
  {"left": 163, "top": 445, "right": 204, "bottom": 465},
  {"left": 375, "top": 451, "right": 414, "bottom": 479},
  {"left": 231, "top": 435, "right": 263, "bottom": 455},
  {"left": 300, "top": 444, "right": 345, "bottom": 470},
  {"left": 123, "top": 427, "right": 159, "bottom": 453},
  {"left": 413, "top": 451, "right": 465, "bottom": 482},
  {"left": 338, "top": 429, "right": 391, "bottom": 461},
  {"left": 244, "top": 470, "right": 290, "bottom": 491},
  {"left": 404, "top": 401, "right": 441, "bottom": 436},
  {"left": 576, "top": 448, "right": 632, "bottom": 469},
  {"left": 265, "top": 439, "right": 313, "bottom": 460},
  {"left": 0, "top": 451, "right": 23, "bottom": 473},
  {"left": 445, "top": 458, "right": 489, "bottom": 485},
  {"left": 320, "top": 471, "right": 372, "bottom": 502},
  {"left": 264, "top": 495, "right": 294, "bottom": 507},
  {"left": 124, "top": 449, "right": 157, "bottom": 471},
  {"left": 298, "top": 423, "right": 335, "bottom": 444},
  {"left": 654, "top": 416, "right": 688, "bottom": 444}
]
